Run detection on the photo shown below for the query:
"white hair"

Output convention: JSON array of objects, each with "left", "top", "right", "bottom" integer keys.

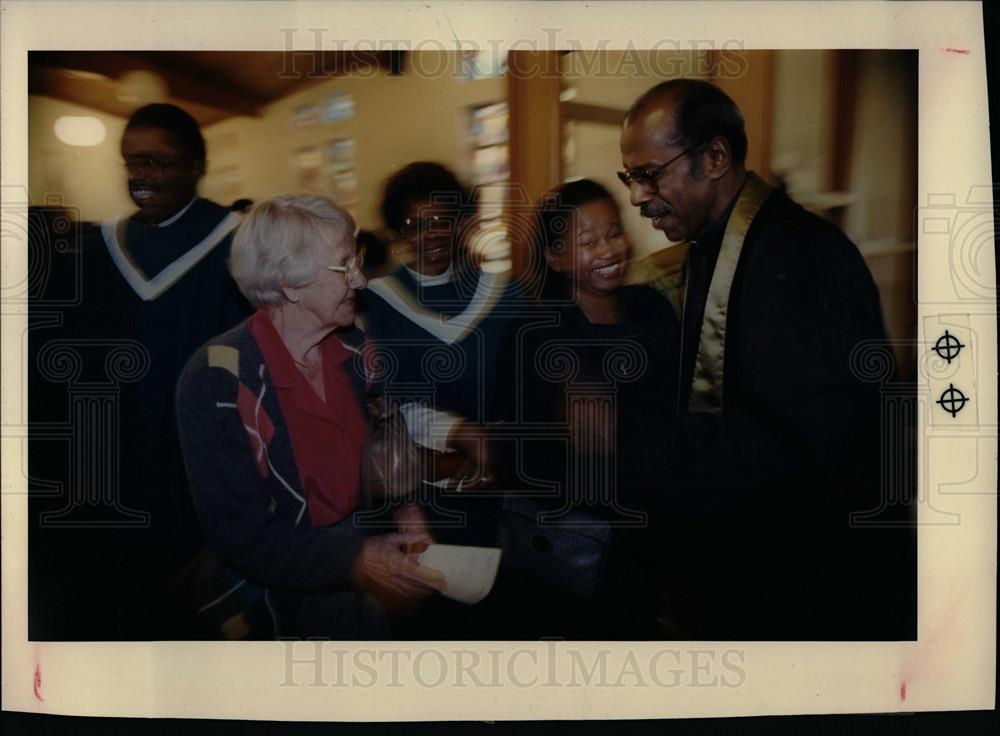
[{"left": 229, "top": 194, "right": 357, "bottom": 308}]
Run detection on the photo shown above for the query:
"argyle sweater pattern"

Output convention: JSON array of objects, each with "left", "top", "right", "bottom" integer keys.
[{"left": 175, "top": 320, "right": 371, "bottom": 604}]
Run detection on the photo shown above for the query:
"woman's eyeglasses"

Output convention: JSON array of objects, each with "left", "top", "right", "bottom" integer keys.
[
  {"left": 326, "top": 247, "right": 366, "bottom": 280},
  {"left": 400, "top": 214, "right": 460, "bottom": 240}
]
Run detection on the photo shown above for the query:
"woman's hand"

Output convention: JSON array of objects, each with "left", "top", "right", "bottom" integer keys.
[
  {"left": 392, "top": 502, "right": 434, "bottom": 547},
  {"left": 350, "top": 531, "right": 446, "bottom": 602}
]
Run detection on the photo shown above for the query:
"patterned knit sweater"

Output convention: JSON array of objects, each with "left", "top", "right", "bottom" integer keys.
[{"left": 175, "top": 319, "right": 371, "bottom": 605}]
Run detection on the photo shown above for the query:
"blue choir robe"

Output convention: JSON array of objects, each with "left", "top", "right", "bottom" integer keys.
[{"left": 29, "top": 197, "right": 250, "bottom": 639}]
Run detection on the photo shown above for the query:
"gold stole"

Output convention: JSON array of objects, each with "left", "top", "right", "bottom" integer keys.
[{"left": 687, "top": 172, "right": 773, "bottom": 414}]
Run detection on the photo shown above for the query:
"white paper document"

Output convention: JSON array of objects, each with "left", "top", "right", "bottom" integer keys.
[{"left": 417, "top": 544, "right": 502, "bottom": 605}]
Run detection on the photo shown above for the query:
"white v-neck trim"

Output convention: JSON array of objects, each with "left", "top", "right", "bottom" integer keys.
[
  {"left": 367, "top": 270, "right": 510, "bottom": 345},
  {"left": 155, "top": 197, "right": 198, "bottom": 228},
  {"left": 403, "top": 263, "right": 454, "bottom": 286},
  {"left": 101, "top": 209, "right": 242, "bottom": 302}
]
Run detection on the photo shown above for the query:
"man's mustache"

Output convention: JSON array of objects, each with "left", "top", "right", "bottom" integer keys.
[{"left": 641, "top": 203, "right": 674, "bottom": 219}]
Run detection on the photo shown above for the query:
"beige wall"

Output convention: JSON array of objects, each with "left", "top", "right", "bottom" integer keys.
[
  {"left": 564, "top": 50, "right": 710, "bottom": 109},
  {"left": 202, "top": 53, "right": 504, "bottom": 232},
  {"left": 769, "top": 49, "right": 917, "bottom": 363},
  {"left": 29, "top": 50, "right": 915, "bottom": 256},
  {"left": 844, "top": 51, "right": 918, "bottom": 252},
  {"left": 562, "top": 51, "right": 710, "bottom": 259},
  {"left": 29, "top": 53, "right": 504, "bottom": 230},
  {"left": 770, "top": 50, "right": 916, "bottom": 253},
  {"left": 28, "top": 96, "right": 133, "bottom": 220},
  {"left": 770, "top": 50, "right": 833, "bottom": 196}
]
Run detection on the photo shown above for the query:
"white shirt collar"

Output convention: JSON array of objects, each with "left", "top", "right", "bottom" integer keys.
[
  {"left": 404, "top": 262, "right": 454, "bottom": 286},
  {"left": 154, "top": 197, "right": 199, "bottom": 228}
]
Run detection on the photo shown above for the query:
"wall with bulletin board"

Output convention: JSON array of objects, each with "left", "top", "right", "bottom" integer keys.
[{"left": 201, "top": 51, "right": 504, "bottom": 234}]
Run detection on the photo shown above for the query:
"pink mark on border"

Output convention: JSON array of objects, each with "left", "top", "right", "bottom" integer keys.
[
  {"left": 33, "top": 660, "right": 44, "bottom": 702},
  {"left": 943, "top": 48, "right": 970, "bottom": 55},
  {"left": 899, "top": 681, "right": 907, "bottom": 702}
]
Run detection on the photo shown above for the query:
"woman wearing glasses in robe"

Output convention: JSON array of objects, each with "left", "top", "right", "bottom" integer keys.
[
  {"left": 362, "top": 163, "right": 528, "bottom": 534},
  {"left": 176, "top": 195, "right": 444, "bottom": 639},
  {"left": 358, "top": 163, "right": 530, "bottom": 639},
  {"left": 489, "top": 179, "right": 682, "bottom": 638}
]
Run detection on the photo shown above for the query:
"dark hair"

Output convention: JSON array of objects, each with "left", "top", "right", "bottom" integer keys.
[
  {"left": 355, "top": 228, "right": 388, "bottom": 271},
  {"left": 380, "top": 161, "right": 472, "bottom": 234},
  {"left": 531, "top": 178, "right": 619, "bottom": 301},
  {"left": 124, "top": 103, "right": 206, "bottom": 164},
  {"left": 628, "top": 79, "right": 747, "bottom": 168}
]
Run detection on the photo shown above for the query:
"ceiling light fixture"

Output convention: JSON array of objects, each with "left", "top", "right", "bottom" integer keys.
[{"left": 53, "top": 115, "right": 107, "bottom": 147}]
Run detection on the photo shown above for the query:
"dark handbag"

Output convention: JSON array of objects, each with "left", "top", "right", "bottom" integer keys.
[
  {"left": 498, "top": 494, "right": 612, "bottom": 600},
  {"left": 363, "top": 397, "right": 496, "bottom": 501}
]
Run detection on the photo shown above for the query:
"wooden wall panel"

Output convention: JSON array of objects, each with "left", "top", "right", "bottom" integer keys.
[
  {"left": 507, "top": 51, "right": 563, "bottom": 276},
  {"left": 710, "top": 50, "right": 775, "bottom": 182}
]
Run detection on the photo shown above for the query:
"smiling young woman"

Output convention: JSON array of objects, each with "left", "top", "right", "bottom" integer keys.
[{"left": 486, "top": 178, "right": 683, "bottom": 639}]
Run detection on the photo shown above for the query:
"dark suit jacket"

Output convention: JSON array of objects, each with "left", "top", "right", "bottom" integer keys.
[{"left": 660, "top": 185, "right": 915, "bottom": 640}]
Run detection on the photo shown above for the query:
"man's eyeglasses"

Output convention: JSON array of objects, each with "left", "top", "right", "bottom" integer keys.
[
  {"left": 123, "top": 155, "right": 187, "bottom": 176},
  {"left": 326, "top": 247, "right": 366, "bottom": 280},
  {"left": 617, "top": 144, "right": 701, "bottom": 193}
]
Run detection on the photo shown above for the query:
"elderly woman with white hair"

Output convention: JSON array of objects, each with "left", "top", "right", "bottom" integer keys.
[{"left": 176, "top": 194, "right": 443, "bottom": 639}]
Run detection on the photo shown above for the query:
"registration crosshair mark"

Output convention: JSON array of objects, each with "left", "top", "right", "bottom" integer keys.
[
  {"left": 936, "top": 383, "right": 968, "bottom": 418},
  {"left": 933, "top": 330, "right": 965, "bottom": 364}
]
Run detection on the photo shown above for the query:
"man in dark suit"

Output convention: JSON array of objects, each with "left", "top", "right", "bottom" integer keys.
[{"left": 620, "top": 79, "right": 915, "bottom": 639}]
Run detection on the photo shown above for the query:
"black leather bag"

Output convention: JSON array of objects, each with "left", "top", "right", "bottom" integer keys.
[{"left": 498, "top": 494, "right": 612, "bottom": 600}]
